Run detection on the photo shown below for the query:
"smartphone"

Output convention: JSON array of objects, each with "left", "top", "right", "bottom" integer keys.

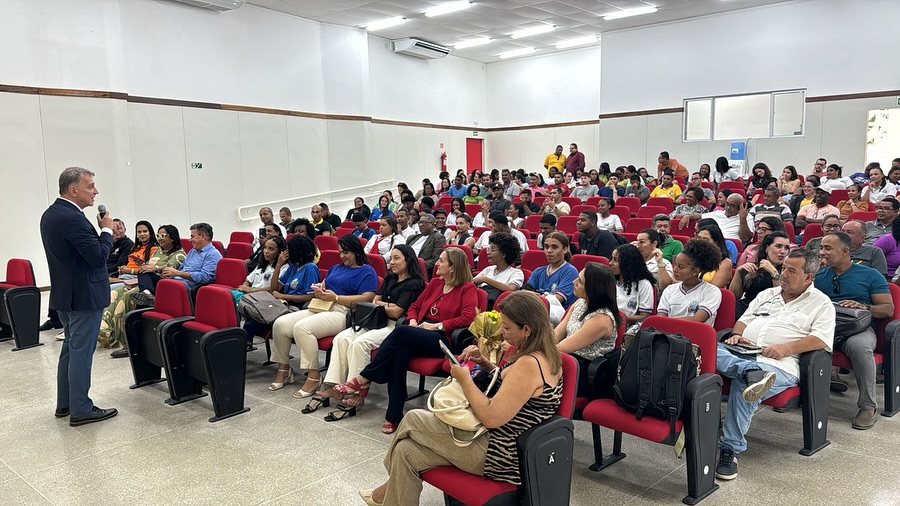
[{"left": 439, "top": 340, "right": 460, "bottom": 366}]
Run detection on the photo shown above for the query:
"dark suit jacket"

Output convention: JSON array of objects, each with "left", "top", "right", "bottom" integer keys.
[
  {"left": 41, "top": 199, "right": 114, "bottom": 312},
  {"left": 408, "top": 232, "right": 447, "bottom": 272}
]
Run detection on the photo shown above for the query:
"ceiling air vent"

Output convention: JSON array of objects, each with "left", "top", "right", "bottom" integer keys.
[{"left": 392, "top": 38, "right": 451, "bottom": 59}]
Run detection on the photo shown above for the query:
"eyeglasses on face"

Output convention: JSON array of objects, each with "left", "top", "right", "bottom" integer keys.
[
  {"left": 756, "top": 226, "right": 772, "bottom": 233},
  {"left": 822, "top": 223, "right": 841, "bottom": 230},
  {"left": 157, "top": 233, "right": 169, "bottom": 238}
]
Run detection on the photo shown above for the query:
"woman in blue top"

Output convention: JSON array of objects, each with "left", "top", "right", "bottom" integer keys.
[
  {"left": 269, "top": 235, "right": 378, "bottom": 398},
  {"left": 369, "top": 194, "right": 394, "bottom": 221},
  {"left": 523, "top": 232, "right": 579, "bottom": 324}
]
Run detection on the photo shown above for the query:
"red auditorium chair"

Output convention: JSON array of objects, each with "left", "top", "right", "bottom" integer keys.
[
  {"left": 562, "top": 197, "right": 581, "bottom": 208},
  {"left": 581, "top": 316, "right": 722, "bottom": 505},
  {"left": 719, "top": 181, "right": 745, "bottom": 192},
  {"left": 624, "top": 217, "right": 652, "bottom": 234},
  {"left": 210, "top": 258, "right": 248, "bottom": 290},
  {"left": 159, "top": 285, "right": 250, "bottom": 422},
  {"left": 713, "top": 288, "right": 736, "bottom": 333},
  {"left": 367, "top": 254, "right": 387, "bottom": 279},
  {"left": 829, "top": 188, "right": 848, "bottom": 206},
  {"left": 520, "top": 250, "right": 548, "bottom": 272},
  {"left": 465, "top": 203, "right": 481, "bottom": 217},
  {"left": 571, "top": 204, "right": 594, "bottom": 216},
  {"left": 646, "top": 197, "right": 675, "bottom": 214},
  {"left": 335, "top": 228, "right": 354, "bottom": 238},
  {"left": 616, "top": 197, "right": 641, "bottom": 216},
  {"left": 523, "top": 215, "right": 542, "bottom": 237},
  {"left": 475, "top": 248, "right": 488, "bottom": 273},
  {"left": 211, "top": 240, "right": 226, "bottom": 257},
  {"left": 610, "top": 206, "right": 630, "bottom": 225},
  {"left": 180, "top": 238, "right": 192, "bottom": 253},
  {"left": 225, "top": 241, "right": 253, "bottom": 260},
  {"left": 473, "top": 226, "right": 490, "bottom": 239},
  {"left": 318, "top": 250, "right": 342, "bottom": 271},
  {"left": 123, "top": 279, "right": 193, "bottom": 391},
  {"left": 422, "top": 352, "right": 579, "bottom": 506},
  {"left": 847, "top": 211, "right": 876, "bottom": 222},
  {"left": 444, "top": 244, "right": 475, "bottom": 271},
  {"left": 0, "top": 259, "right": 41, "bottom": 350},
  {"left": 229, "top": 231, "right": 254, "bottom": 244},
  {"left": 314, "top": 235, "right": 340, "bottom": 252},
  {"left": 557, "top": 216, "right": 578, "bottom": 235},
  {"left": 571, "top": 254, "right": 609, "bottom": 271},
  {"left": 637, "top": 206, "right": 667, "bottom": 219},
  {"left": 801, "top": 223, "right": 823, "bottom": 247}
]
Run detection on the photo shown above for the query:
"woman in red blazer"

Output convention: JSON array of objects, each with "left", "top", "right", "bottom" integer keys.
[{"left": 332, "top": 248, "right": 477, "bottom": 433}]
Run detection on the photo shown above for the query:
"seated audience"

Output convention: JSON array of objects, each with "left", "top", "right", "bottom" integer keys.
[
  {"left": 598, "top": 175, "right": 625, "bottom": 199},
  {"left": 836, "top": 182, "right": 868, "bottom": 221},
  {"left": 489, "top": 184, "right": 512, "bottom": 215},
  {"left": 633, "top": 229, "right": 674, "bottom": 291},
  {"left": 815, "top": 232, "right": 894, "bottom": 430},
  {"left": 463, "top": 183, "right": 484, "bottom": 204},
  {"left": 310, "top": 205, "right": 334, "bottom": 236},
  {"left": 649, "top": 171, "right": 682, "bottom": 201},
  {"left": 506, "top": 203, "right": 526, "bottom": 229},
  {"left": 713, "top": 156, "right": 740, "bottom": 186},
  {"left": 840, "top": 220, "right": 888, "bottom": 276},
  {"left": 544, "top": 172, "right": 569, "bottom": 197},
  {"left": 161, "top": 222, "right": 221, "bottom": 290},
  {"left": 278, "top": 207, "right": 293, "bottom": 230},
  {"left": 596, "top": 198, "right": 623, "bottom": 233},
  {"left": 360, "top": 292, "right": 561, "bottom": 505},
  {"left": 747, "top": 162, "right": 777, "bottom": 193},
  {"left": 334, "top": 248, "right": 476, "bottom": 435},
  {"left": 238, "top": 236, "right": 289, "bottom": 342},
  {"left": 310, "top": 245, "right": 426, "bottom": 420},
  {"left": 472, "top": 199, "right": 492, "bottom": 228},
  {"left": 741, "top": 186, "right": 793, "bottom": 243},
  {"left": 468, "top": 214, "right": 528, "bottom": 255},
  {"left": 364, "top": 217, "right": 406, "bottom": 263},
  {"left": 657, "top": 239, "right": 723, "bottom": 326},
  {"left": 570, "top": 174, "right": 599, "bottom": 202},
  {"left": 268, "top": 235, "right": 377, "bottom": 398},
  {"left": 574, "top": 211, "right": 622, "bottom": 258},
  {"left": 609, "top": 244, "right": 655, "bottom": 333},
  {"left": 821, "top": 164, "right": 852, "bottom": 190},
  {"left": 445, "top": 213, "right": 472, "bottom": 245},
  {"left": 319, "top": 203, "right": 342, "bottom": 231},
  {"left": 695, "top": 223, "right": 733, "bottom": 288},
  {"left": 351, "top": 213, "right": 376, "bottom": 241},
  {"left": 106, "top": 218, "right": 134, "bottom": 276},
  {"left": 114, "top": 220, "right": 158, "bottom": 280},
  {"left": 874, "top": 218, "right": 900, "bottom": 276},
  {"left": 472, "top": 232, "right": 524, "bottom": 309},
  {"left": 701, "top": 193, "right": 743, "bottom": 241},
  {"left": 715, "top": 248, "right": 835, "bottom": 481},
  {"left": 624, "top": 174, "right": 650, "bottom": 203},
  {"left": 535, "top": 214, "right": 557, "bottom": 250},
  {"left": 864, "top": 197, "right": 898, "bottom": 247},
  {"left": 730, "top": 231, "right": 790, "bottom": 319},
  {"left": 245, "top": 223, "right": 284, "bottom": 272},
  {"left": 697, "top": 218, "right": 738, "bottom": 262},
  {"left": 684, "top": 172, "right": 715, "bottom": 201},
  {"left": 555, "top": 262, "right": 620, "bottom": 396},
  {"left": 269, "top": 235, "right": 319, "bottom": 310},
  {"left": 524, "top": 232, "right": 580, "bottom": 323},
  {"left": 776, "top": 165, "right": 801, "bottom": 203},
  {"left": 670, "top": 186, "right": 707, "bottom": 232},
  {"left": 100, "top": 225, "right": 185, "bottom": 356},
  {"left": 539, "top": 188, "right": 570, "bottom": 216},
  {"left": 433, "top": 208, "right": 450, "bottom": 236},
  {"left": 737, "top": 216, "right": 790, "bottom": 266},
  {"left": 447, "top": 198, "right": 465, "bottom": 224},
  {"left": 796, "top": 186, "right": 840, "bottom": 236},
  {"left": 518, "top": 189, "right": 540, "bottom": 215},
  {"left": 803, "top": 214, "right": 842, "bottom": 258},
  {"left": 369, "top": 195, "right": 393, "bottom": 221},
  {"left": 346, "top": 197, "right": 372, "bottom": 221},
  {"left": 652, "top": 214, "right": 683, "bottom": 262},
  {"left": 861, "top": 166, "right": 897, "bottom": 203},
  {"left": 406, "top": 213, "right": 446, "bottom": 274}
]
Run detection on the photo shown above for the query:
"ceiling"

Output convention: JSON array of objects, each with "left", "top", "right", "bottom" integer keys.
[{"left": 246, "top": 0, "right": 794, "bottom": 62}]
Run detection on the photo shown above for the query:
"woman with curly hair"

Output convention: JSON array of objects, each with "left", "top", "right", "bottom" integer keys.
[
  {"left": 657, "top": 238, "right": 724, "bottom": 327},
  {"left": 472, "top": 232, "right": 524, "bottom": 309},
  {"left": 463, "top": 183, "right": 484, "bottom": 204},
  {"left": 695, "top": 223, "right": 734, "bottom": 288},
  {"left": 609, "top": 244, "right": 655, "bottom": 331}
]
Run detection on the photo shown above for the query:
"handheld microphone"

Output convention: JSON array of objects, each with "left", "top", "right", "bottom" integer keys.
[{"left": 98, "top": 205, "right": 107, "bottom": 218}]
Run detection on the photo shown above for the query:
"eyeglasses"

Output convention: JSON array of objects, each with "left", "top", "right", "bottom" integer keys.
[
  {"left": 822, "top": 223, "right": 841, "bottom": 230},
  {"left": 756, "top": 226, "right": 772, "bottom": 233},
  {"left": 157, "top": 233, "right": 169, "bottom": 238},
  {"left": 832, "top": 276, "right": 841, "bottom": 294}
]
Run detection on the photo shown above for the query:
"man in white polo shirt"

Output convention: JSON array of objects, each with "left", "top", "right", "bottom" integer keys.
[{"left": 701, "top": 193, "right": 743, "bottom": 241}]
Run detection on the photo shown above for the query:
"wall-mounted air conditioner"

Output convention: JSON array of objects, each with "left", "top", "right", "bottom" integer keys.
[
  {"left": 392, "top": 38, "right": 451, "bottom": 59},
  {"left": 169, "top": 0, "right": 245, "bottom": 11}
]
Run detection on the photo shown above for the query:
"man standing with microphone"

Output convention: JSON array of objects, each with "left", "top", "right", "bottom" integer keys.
[{"left": 41, "top": 167, "right": 118, "bottom": 426}]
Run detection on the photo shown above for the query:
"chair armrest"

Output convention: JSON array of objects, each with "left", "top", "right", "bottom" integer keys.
[
  {"left": 587, "top": 352, "right": 619, "bottom": 400},
  {"left": 450, "top": 328, "right": 476, "bottom": 354},
  {"left": 516, "top": 415, "right": 572, "bottom": 448}
]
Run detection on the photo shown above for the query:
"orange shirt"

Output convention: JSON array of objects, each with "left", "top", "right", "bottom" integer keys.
[
  {"left": 125, "top": 244, "right": 158, "bottom": 269},
  {"left": 657, "top": 158, "right": 689, "bottom": 179}
]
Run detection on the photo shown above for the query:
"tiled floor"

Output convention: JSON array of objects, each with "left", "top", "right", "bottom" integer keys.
[{"left": 1, "top": 296, "right": 898, "bottom": 505}]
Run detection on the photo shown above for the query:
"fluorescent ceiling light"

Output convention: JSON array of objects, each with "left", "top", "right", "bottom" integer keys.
[
  {"left": 425, "top": 1, "right": 472, "bottom": 17},
  {"left": 365, "top": 16, "right": 406, "bottom": 31},
  {"left": 499, "top": 47, "right": 536, "bottom": 59},
  {"left": 603, "top": 5, "right": 658, "bottom": 21},
  {"left": 454, "top": 38, "right": 492, "bottom": 49},
  {"left": 555, "top": 35, "right": 598, "bottom": 49},
  {"left": 510, "top": 25, "right": 555, "bottom": 39}
]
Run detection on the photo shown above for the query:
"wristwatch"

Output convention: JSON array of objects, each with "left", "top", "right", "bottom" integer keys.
[
  {"left": 771, "top": 273, "right": 781, "bottom": 280},
  {"left": 437, "top": 322, "right": 444, "bottom": 331}
]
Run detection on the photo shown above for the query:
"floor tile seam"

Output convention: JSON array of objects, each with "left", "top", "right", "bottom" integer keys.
[
  {"left": 262, "top": 453, "right": 385, "bottom": 504},
  {"left": 0, "top": 456, "right": 56, "bottom": 505},
  {"left": 624, "top": 461, "right": 686, "bottom": 504}
]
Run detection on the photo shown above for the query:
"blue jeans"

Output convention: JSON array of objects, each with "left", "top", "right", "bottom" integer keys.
[
  {"left": 58, "top": 309, "right": 104, "bottom": 417},
  {"left": 716, "top": 342, "right": 798, "bottom": 454}
]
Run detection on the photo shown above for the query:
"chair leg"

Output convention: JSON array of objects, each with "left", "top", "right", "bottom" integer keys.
[
  {"left": 319, "top": 346, "right": 332, "bottom": 373},
  {"left": 588, "top": 425, "right": 625, "bottom": 472},
  {"left": 262, "top": 338, "right": 274, "bottom": 366},
  {"left": 406, "top": 374, "right": 430, "bottom": 401}
]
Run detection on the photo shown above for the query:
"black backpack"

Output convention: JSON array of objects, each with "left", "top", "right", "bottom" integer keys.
[{"left": 613, "top": 327, "right": 700, "bottom": 438}]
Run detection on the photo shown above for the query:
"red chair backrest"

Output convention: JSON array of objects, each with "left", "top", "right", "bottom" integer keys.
[
  {"left": 4, "top": 259, "right": 34, "bottom": 286},
  {"left": 829, "top": 189, "right": 848, "bottom": 206},
  {"left": 847, "top": 211, "right": 876, "bottom": 222},
  {"left": 229, "top": 231, "right": 254, "bottom": 244},
  {"left": 783, "top": 222, "right": 795, "bottom": 241},
  {"left": 444, "top": 244, "right": 475, "bottom": 270},
  {"left": 475, "top": 248, "right": 488, "bottom": 273},
  {"left": 153, "top": 279, "right": 193, "bottom": 317},
  {"left": 520, "top": 250, "right": 548, "bottom": 271},
  {"left": 646, "top": 197, "right": 674, "bottom": 214},
  {"left": 341, "top": 220, "right": 354, "bottom": 229},
  {"left": 473, "top": 226, "right": 490, "bottom": 239},
  {"left": 801, "top": 223, "right": 823, "bottom": 246},
  {"left": 571, "top": 205, "right": 594, "bottom": 215},
  {"left": 557, "top": 216, "right": 578, "bottom": 235},
  {"left": 610, "top": 206, "right": 630, "bottom": 224},
  {"left": 641, "top": 315, "right": 717, "bottom": 375},
  {"left": 464, "top": 203, "right": 482, "bottom": 217},
  {"left": 335, "top": 228, "right": 354, "bottom": 238},
  {"left": 193, "top": 285, "right": 238, "bottom": 329},
  {"left": 367, "top": 254, "right": 387, "bottom": 278},
  {"left": 314, "top": 235, "right": 340, "bottom": 251},
  {"left": 524, "top": 214, "right": 543, "bottom": 234},
  {"left": 701, "top": 181, "right": 713, "bottom": 190},
  {"left": 714, "top": 288, "right": 736, "bottom": 332},
  {"left": 526, "top": 238, "right": 538, "bottom": 250},
  {"left": 637, "top": 206, "right": 667, "bottom": 219},
  {"left": 214, "top": 258, "right": 247, "bottom": 288},
  {"left": 719, "top": 181, "right": 745, "bottom": 191},
  {"left": 624, "top": 217, "right": 652, "bottom": 234},
  {"left": 438, "top": 197, "right": 453, "bottom": 210},
  {"left": 318, "top": 250, "right": 342, "bottom": 270},
  {"left": 417, "top": 258, "right": 427, "bottom": 277},
  {"left": 180, "top": 238, "right": 192, "bottom": 253},
  {"left": 617, "top": 197, "right": 641, "bottom": 216},
  {"left": 571, "top": 254, "right": 608, "bottom": 271},
  {"left": 225, "top": 242, "right": 253, "bottom": 260},
  {"left": 562, "top": 197, "right": 581, "bottom": 208},
  {"left": 475, "top": 287, "right": 488, "bottom": 311},
  {"left": 558, "top": 353, "right": 579, "bottom": 418},
  {"left": 211, "top": 240, "right": 226, "bottom": 257},
  {"left": 586, "top": 196, "right": 601, "bottom": 207}
]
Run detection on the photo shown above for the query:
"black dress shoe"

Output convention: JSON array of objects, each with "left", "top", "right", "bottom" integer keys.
[
  {"left": 70, "top": 407, "right": 118, "bottom": 427},
  {"left": 39, "top": 320, "right": 63, "bottom": 331},
  {"left": 110, "top": 348, "right": 129, "bottom": 359},
  {"left": 55, "top": 408, "right": 70, "bottom": 418}
]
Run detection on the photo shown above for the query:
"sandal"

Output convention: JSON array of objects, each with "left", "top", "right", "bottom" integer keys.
[
  {"left": 381, "top": 421, "right": 397, "bottom": 434},
  {"left": 334, "top": 377, "right": 370, "bottom": 397},
  {"left": 301, "top": 395, "right": 330, "bottom": 414},
  {"left": 292, "top": 377, "right": 321, "bottom": 399},
  {"left": 324, "top": 405, "right": 357, "bottom": 422},
  {"left": 268, "top": 368, "right": 295, "bottom": 391}
]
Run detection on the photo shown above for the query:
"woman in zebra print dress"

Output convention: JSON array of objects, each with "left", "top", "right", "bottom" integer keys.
[{"left": 359, "top": 291, "right": 562, "bottom": 505}]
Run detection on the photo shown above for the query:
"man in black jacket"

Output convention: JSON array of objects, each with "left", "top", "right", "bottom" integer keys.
[{"left": 574, "top": 211, "right": 623, "bottom": 258}]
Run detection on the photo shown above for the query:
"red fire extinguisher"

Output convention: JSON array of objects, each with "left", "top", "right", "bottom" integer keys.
[{"left": 440, "top": 151, "right": 447, "bottom": 172}]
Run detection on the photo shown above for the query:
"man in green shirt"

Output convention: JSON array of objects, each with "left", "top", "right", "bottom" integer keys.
[{"left": 653, "top": 214, "right": 684, "bottom": 262}]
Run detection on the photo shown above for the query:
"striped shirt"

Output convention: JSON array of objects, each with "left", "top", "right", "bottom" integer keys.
[{"left": 483, "top": 356, "right": 562, "bottom": 484}]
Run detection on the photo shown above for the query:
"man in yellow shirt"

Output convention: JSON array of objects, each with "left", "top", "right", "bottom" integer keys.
[
  {"left": 650, "top": 171, "right": 683, "bottom": 201},
  {"left": 543, "top": 145, "right": 566, "bottom": 176}
]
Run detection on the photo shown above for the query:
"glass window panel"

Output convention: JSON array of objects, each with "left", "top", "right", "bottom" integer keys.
[
  {"left": 773, "top": 91, "right": 804, "bottom": 137},
  {"left": 684, "top": 99, "right": 712, "bottom": 141},
  {"left": 714, "top": 94, "right": 770, "bottom": 140}
]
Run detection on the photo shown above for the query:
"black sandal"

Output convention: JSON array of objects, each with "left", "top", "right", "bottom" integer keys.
[
  {"left": 324, "top": 404, "right": 357, "bottom": 422},
  {"left": 301, "top": 395, "right": 330, "bottom": 414}
]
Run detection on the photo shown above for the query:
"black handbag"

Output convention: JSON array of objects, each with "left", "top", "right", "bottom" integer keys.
[
  {"left": 346, "top": 302, "right": 388, "bottom": 332},
  {"left": 834, "top": 304, "right": 872, "bottom": 338}
]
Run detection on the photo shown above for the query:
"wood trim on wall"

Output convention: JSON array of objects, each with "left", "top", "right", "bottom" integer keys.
[{"left": 2, "top": 83, "right": 898, "bottom": 133}]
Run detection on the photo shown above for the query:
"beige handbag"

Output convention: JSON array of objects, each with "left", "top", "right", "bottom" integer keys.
[
  {"left": 427, "top": 368, "right": 500, "bottom": 447},
  {"left": 307, "top": 297, "right": 335, "bottom": 313}
]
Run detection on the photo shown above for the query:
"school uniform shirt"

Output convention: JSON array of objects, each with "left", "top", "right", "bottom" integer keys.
[
  {"left": 478, "top": 265, "right": 525, "bottom": 290},
  {"left": 657, "top": 280, "right": 722, "bottom": 327},
  {"left": 279, "top": 262, "right": 319, "bottom": 295},
  {"left": 645, "top": 257, "right": 674, "bottom": 284},
  {"left": 526, "top": 263, "right": 579, "bottom": 308},
  {"left": 596, "top": 214, "right": 623, "bottom": 232},
  {"left": 616, "top": 279, "right": 654, "bottom": 318}
]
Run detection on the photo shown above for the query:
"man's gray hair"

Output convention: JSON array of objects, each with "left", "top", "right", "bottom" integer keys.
[
  {"left": 190, "top": 222, "right": 214, "bottom": 240},
  {"left": 788, "top": 248, "right": 821, "bottom": 273},
  {"left": 419, "top": 213, "right": 436, "bottom": 224},
  {"left": 58, "top": 167, "right": 95, "bottom": 195},
  {"left": 652, "top": 213, "right": 670, "bottom": 224}
]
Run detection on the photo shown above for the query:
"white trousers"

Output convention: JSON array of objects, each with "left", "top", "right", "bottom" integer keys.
[
  {"left": 323, "top": 320, "right": 396, "bottom": 386},
  {"left": 270, "top": 306, "right": 349, "bottom": 370}
]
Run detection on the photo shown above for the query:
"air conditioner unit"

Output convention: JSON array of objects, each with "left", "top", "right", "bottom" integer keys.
[
  {"left": 169, "top": 0, "right": 245, "bottom": 11},
  {"left": 392, "top": 38, "right": 451, "bottom": 59}
]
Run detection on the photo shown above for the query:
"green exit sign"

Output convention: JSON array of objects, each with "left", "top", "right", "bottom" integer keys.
[{"left": 191, "top": 162, "right": 203, "bottom": 170}]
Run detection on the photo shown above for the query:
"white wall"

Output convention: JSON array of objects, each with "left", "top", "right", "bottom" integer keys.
[{"left": 599, "top": 0, "right": 900, "bottom": 114}]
